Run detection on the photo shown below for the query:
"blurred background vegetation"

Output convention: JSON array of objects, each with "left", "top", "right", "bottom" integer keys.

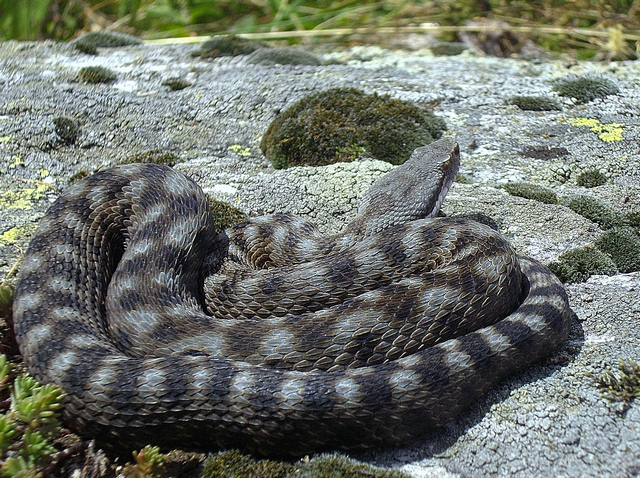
[{"left": 0, "top": 0, "right": 639, "bottom": 60}]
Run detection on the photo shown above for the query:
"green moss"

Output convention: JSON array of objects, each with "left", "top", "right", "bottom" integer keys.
[
  {"left": 594, "top": 227, "right": 640, "bottom": 273},
  {"left": 290, "top": 453, "right": 411, "bottom": 478},
  {"left": 78, "top": 66, "right": 116, "bottom": 84},
  {"left": 195, "top": 35, "right": 266, "bottom": 59},
  {"left": 0, "top": 284, "right": 13, "bottom": 323},
  {"left": 162, "top": 78, "right": 191, "bottom": 91},
  {"left": 208, "top": 199, "right": 247, "bottom": 232},
  {"left": 576, "top": 169, "right": 607, "bottom": 188},
  {"left": 564, "top": 195, "right": 626, "bottom": 230},
  {"left": 124, "top": 150, "right": 183, "bottom": 167},
  {"left": 455, "top": 173, "right": 473, "bottom": 184},
  {"left": 248, "top": 47, "right": 321, "bottom": 66},
  {"left": 201, "top": 450, "right": 294, "bottom": 478},
  {"left": 626, "top": 211, "right": 640, "bottom": 228},
  {"left": 53, "top": 116, "right": 80, "bottom": 145},
  {"left": 200, "top": 451, "right": 411, "bottom": 478},
  {"left": 430, "top": 42, "right": 468, "bottom": 56},
  {"left": 552, "top": 74, "right": 620, "bottom": 104},
  {"left": 502, "top": 182, "right": 558, "bottom": 204},
  {"left": 508, "top": 95, "right": 562, "bottom": 111},
  {"left": 71, "top": 30, "right": 142, "bottom": 55},
  {"left": 261, "top": 88, "right": 446, "bottom": 169},
  {"left": 548, "top": 246, "right": 617, "bottom": 283},
  {"left": 598, "top": 358, "right": 640, "bottom": 412}
]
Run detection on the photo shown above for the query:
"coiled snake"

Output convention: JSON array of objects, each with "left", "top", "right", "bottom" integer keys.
[{"left": 13, "top": 137, "right": 572, "bottom": 456}]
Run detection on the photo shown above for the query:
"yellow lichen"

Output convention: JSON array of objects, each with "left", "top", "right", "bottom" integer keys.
[
  {"left": 228, "top": 144, "right": 251, "bottom": 157},
  {"left": 0, "top": 184, "right": 49, "bottom": 209},
  {"left": 0, "top": 136, "right": 11, "bottom": 143},
  {"left": 567, "top": 117, "right": 624, "bottom": 142},
  {"left": 0, "top": 226, "right": 30, "bottom": 245}
]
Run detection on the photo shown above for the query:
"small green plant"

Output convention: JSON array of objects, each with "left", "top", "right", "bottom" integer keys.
[
  {"left": 552, "top": 74, "right": 620, "bottom": 104},
  {"left": 508, "top": 95, "right": 562, "bottom": 111},
  {"left": 122, "top": 445, "right": 166, "bottom": 478},
  {"left": 598, "top": 358, "right": 640, "bottom": 412},
  {"left": 162, "top": 78, "right": 191, "bottom": 91},
  {"left": 548, "top": 246, "right": 617, "bottom": 283},
  {"left": 576, "top": 169, "right": 607, "bottom": 188},
  {"left": 502, "top": 182, "right": 558, "bottom": 204},
  {"left": 0, "top": 356, "right": 65, "bottom": 477},
  {"left": 78, "top": 66, "right": 117, "bottom": 84}
]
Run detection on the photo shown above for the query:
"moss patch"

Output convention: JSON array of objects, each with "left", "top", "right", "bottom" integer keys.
[
  {"left": 594, "top": 227, "right": 640, "bottom": 273},
  {"left": 53, "top": 116, "right": 80, "bottom": 145},
  {"left": 78, "top": 66, "right": 117, "bottom": 84},
  {"left": 208, "top": 199, "right": 247, "bottom": 232},
  {"left": 508, "top": 95, "right": 562, "bottom": 111},
  {"left": 195, "top": 35, "right": 266, "bottom": 59},
  {"left": 163, "top": 78, "right": 191, "bottom": 91},
  {"left": 548, "top": 246, "right": 617, "bottom": 283},
  {"left": 564, "top": 195, "right": 626, "bottom": 230},
  {"left": 261, "top": 88, "right": 446, "bottom": 169},
  {"left": 502, "top": 182, "right": 558, "bottom": 204},
  {"left": 248, "top": 48, "right": 321, "bottom": 66},
  {"left": 123, "top": 150, "right": 183, "bottom": 167},
  {"left": 201, "top": 451, "right": 410, "bottom": 478},
  {"left": 71, "top": 30, "right": 142, "bottom": 55},
  {"left": 576, "top": 169, "right": 607, "bottom": 188},
  {"left": 598, "top": 358, "right": 640, "bottom": 413},
  {"left": 567, "top": 118, "right": 624, "bottom": 142},
  {"left": 552, "top": 74, "right": 620, "bottom": 104}
]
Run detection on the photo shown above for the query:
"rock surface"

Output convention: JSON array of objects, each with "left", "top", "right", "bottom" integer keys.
[{"left": 0, "top": 40, "right": 639, "bottom": 477}]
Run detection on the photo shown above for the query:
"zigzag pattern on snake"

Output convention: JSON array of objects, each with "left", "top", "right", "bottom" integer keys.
[{"left": 13, "top": 137, "right": 572, "bottom": 456}]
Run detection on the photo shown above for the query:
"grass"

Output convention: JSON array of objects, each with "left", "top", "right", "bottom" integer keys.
[{"left": 0, "top": 1, "right": 639, "bottom": 59}]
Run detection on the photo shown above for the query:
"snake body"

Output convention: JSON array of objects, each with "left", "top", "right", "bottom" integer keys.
[{"left": 13, "top": 138, "right": 572, "bottom": 456}]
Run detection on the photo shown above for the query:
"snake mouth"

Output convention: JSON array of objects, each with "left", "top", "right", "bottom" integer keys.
[{"left": 427, "top": 144, "right": 460, "bottom": 218}]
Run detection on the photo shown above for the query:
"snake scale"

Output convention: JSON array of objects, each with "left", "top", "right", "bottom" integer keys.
[{"left": 13, "top": 137, "right": 572, "bottom": 456}]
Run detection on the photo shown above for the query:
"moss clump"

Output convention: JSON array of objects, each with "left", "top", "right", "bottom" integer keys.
[
  {"left": 290, "top": 453, "right": 411, "bottom": 478},
  {"left": 548, "top": 246, "right": 617, "bottom": 283},
  {"left": 564, "top": 195, "right": 626, "bottom": 230},
  {"left": 594, "top": 227, "right": 640, "bottom": 273},
  {"left": 261, "top": 88, "right": 446, "bottom": 169},
  {"left": 195, "top": 35, "right": 265, "bottom": 59},
  {"left": 502, "top": 182, "right": 558, "bottom": 204},
  {"left": 78, "top": 66, "right": 116, "bottom": 84},
  {"left": 71, "top": 30, "right": 142, "bottom": 54},
  {"left": 162, "top": 78, "right": 191, "bottom": 91},
  {"left": 520, "top": 146, "right": 569, "bottom": 160},
  {"left": 208, "top": 199, "right": 247, "bottom": 232},
  {"left": 201, "top": 450, "right": 294, "bottom": 478},
  {"left": 598, "top": 359, "right": 640, "bottom": 412},
  {"left": 53, "top": 116, "right": 80, "bottom": 145},
  {"left": 552, "top": 74, "right": 620, "bottom": 104},
  {"left": 124, "top": 150, "right": 183, "bottom": 167},
  {"left": 430, "top": 42, "right": 468, "bottom": 56},
  {"left": 201, "top": 451, "right": 411, "bottom": 478},
  {"left": 576, "top": 169, "right": 607, "bottom": 188},
  {"left": 68, "top": 170, "right": 90, "bottom": 184},
  {"left": 247, "top": 47, "right": 321, "bottom": 66},
  {"left": 508, "top": 95, "right": 562, "bottom": 111}
]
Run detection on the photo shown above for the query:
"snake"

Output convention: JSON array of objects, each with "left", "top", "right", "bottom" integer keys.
[{"left": 12, "top": 137, "right": 572, "bottom": 456}]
